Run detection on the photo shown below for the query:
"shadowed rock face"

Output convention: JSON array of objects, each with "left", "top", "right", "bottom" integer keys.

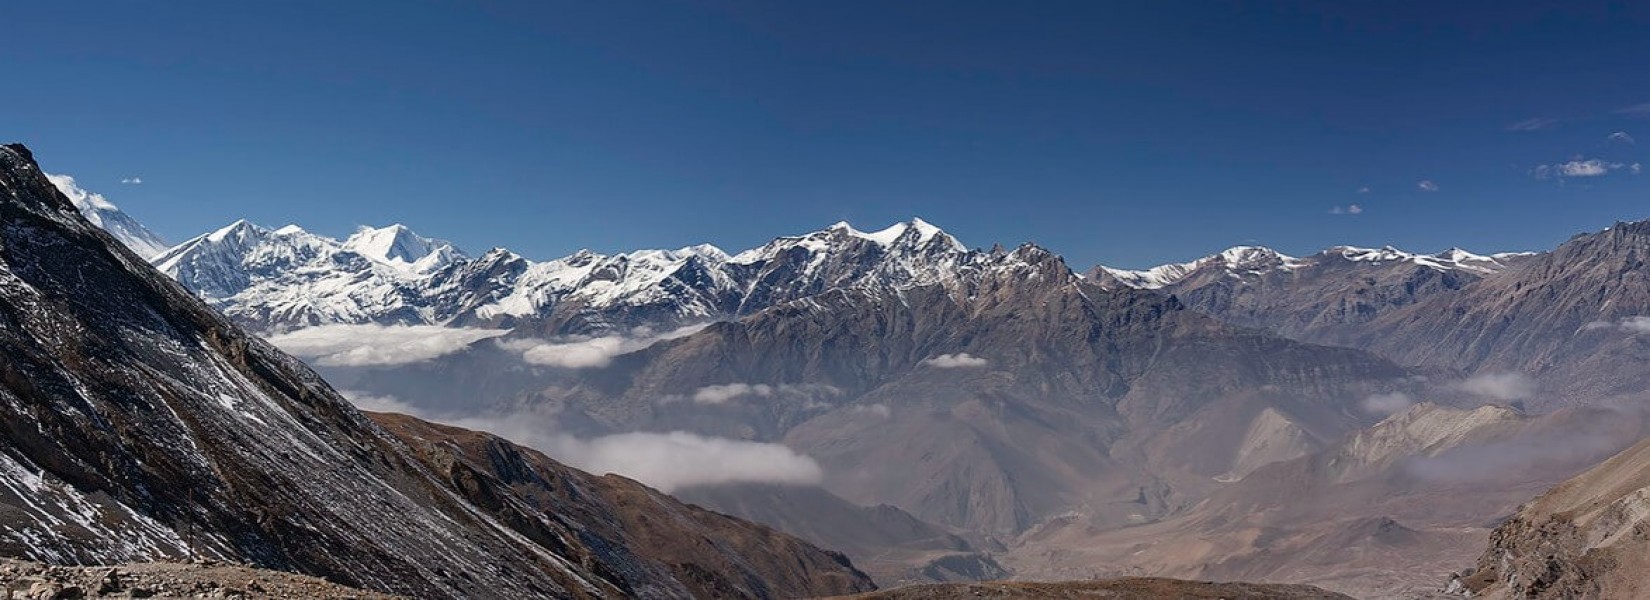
[{"left": 0, "top": 143, "right": 873, "bottom": 599}]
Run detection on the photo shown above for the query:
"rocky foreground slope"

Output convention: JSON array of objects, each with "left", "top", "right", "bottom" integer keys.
[
  {"left": 1463, "top": 435, "right": 1650, "bottom": 599},
  {"left": 0, "top": 142, "right": 871, "bottom": 599},
  {"left": 0, "top": 558, "right": 398, "bottom": 599}
]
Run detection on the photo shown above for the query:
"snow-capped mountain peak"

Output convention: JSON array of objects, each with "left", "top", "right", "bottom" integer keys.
[
  {"left": 342, "top": 224, "right": 464, "bottom": 274},
  {"left": 1097, "top": 245, "right": 1300, "bottom": 289},
  {"left": 44, "top": 173, "right": 171, "bottom": 259}
]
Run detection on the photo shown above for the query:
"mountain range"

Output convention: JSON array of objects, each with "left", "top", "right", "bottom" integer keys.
[{"left": 42, "top": 163, "right": 1650, "bottom": 598}]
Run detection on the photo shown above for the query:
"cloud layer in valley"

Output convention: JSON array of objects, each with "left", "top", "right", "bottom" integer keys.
[
  {"left": 679, "top": 382, "right": 842, "bottom": 405},
  {"left": 268, "top": 324, "right": 510, "bottom": 367},
  {"left": 1452, "top": 372, "right": 1536, "bottom": 401},
  {"left": 340, "top": 393, "right": 824, "bottom": 493},
  {"left": 501, "top": 324, "right": 705, "bottom": 369},
  {"left": 1360, "top": 391, "right": 1415, "bottom": 415}
]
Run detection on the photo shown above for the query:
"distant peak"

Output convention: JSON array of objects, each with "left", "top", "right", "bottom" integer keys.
[
  {"left": 206, "top": 219, "right": 267, "bottom": 242},
  {"left": 343, "top": 223, "right": 463, "bottom": 273}
]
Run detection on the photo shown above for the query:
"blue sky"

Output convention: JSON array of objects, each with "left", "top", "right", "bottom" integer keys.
[{"left": 7, "top": 1, "right": 1650, "bottom": 268}]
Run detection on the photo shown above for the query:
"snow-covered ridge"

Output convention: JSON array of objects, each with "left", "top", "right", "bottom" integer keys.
[
  {"left": 45, "top": 173, "right": 170, "bottom": 259},
  {"left": 1100, "top": 244, "right": 1531, "bottom": 289},
  {"left": 148, "top": 216, "right": 981, "bottom": 334}
]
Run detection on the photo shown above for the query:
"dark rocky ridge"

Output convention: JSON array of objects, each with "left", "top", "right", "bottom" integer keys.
[{"left": 0, "top": 143, "right": 873, "bottom": 599}]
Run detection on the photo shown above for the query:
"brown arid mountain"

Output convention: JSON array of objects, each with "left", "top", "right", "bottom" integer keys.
[
  {"left": 826, "top": 578, "right": 1355, "bottom": 600},
  {"left": 540, "top": 244, "right": 1414, "bottom": 539},
  {"left": 0, "top": 143, "right": 871, "bottom": 599},
  {"left": 1461, "top": 433, "right": 1650, "bottom": 599},
  {"left": 1090, "top": 245, "right": 1533, "bottom": 341},
  {"left": 1319, "top": 221, "right": 1650, "bottom": 410},
  {"left": 1001, "top": 402, "right": 1647, "bottom": 598},
  {"left": 673, "top": 483, "right": 1007, "bottom": 587}
]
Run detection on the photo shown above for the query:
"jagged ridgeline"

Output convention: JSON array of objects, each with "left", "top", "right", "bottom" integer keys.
[{"left": 0, "top": 143, "right": 873, "bottom": 599}]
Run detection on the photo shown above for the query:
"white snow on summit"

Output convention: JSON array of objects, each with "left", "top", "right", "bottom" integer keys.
[
  {"left": 1100, "top": 243, "right": 1530, "bottom": 289},
  {"left": 46, "top": 173, "right": 171, "bottom": 259}
]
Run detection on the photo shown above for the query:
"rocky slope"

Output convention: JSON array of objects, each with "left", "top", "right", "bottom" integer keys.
[
  {"left": 1462, "top": 433, "right": 1650, "bottom": 599},
  {"left": 1320, "top": 221, "right": 1650, "bottom": 409},
  {"left": 0, "top": 142, "right": 872, "bottom": 599}
]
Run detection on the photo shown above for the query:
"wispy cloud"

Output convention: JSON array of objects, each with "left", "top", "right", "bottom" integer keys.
[
  {"left": 1360, "top": 391, "right": 1414, "bottom": 416},
  {"left": 1356, "top": 186, "right": 1371, "bottom": 194},
  {"left": 120, "top": 177, "right": 143, "bottom": 185},
  {"left": 1451, "top": 372, "right": 1536, "bottom": 401},
  {"left": 1534, "top": 158, "right": 1631, "bottom": 179},
  {"left": 1417, "top": 180, "right": 1439, "bottom": 192},
  {"left": 1581, "top": 316, "right": 1650, "bottom": 334},
  {"left": 676, "top": 382, "right": 841, "bottom": 405},
  {"left": 922, "top": 353, "right": 989, "bottom": 368},
  {"left": 1505, "top": 117, "right": 1558, "bottom": 131},
  {"left": 268, "top": 324, "right": 509, "bottom": 367},
  {"left": 500, "top": 324, "right": 705, "bottom": 369},
  {"left": 1329, "top": 204, "right": 1364, "bottom": 215},
  {"left": 1608, "top": 131, "right": 1636, "bottom": 145},
  {"left": 1614, "top": 102, "right": 1650, "bottom": 117},
  {"left": 354, "top": 398, "right": 825, "bottom": 492}
]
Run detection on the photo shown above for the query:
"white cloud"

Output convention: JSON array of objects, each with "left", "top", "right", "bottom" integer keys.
[
  {"left": 1534, "top": 158, "right": 1631, "bottom": 180},
  {"left": 1608, "top": 131, "right": 1636, "bottom": 145},
  {"left": 1328, "top": 204, "right": 1365, "bottom": 215},
  {"left": 120, "top": 177, "right": 143, "bottom": 185},
  {"left": 357, "top": 399, "right": 824, "bottom": 493},
  {"left": 922, "top": 353, "right": 989, "bottom": 368},
  {"left": 1356, "top": 186, "right": 1372, "bottom": 194},
  {"left": 554, "top": 431, "right": 823, "bottom": 492},
  {"left": 693, "top": 383, "right": 774, "bottom": 404},
  {"left": 1558, "top": 159, "right": 1619, "bottom": 177},
  {"left": 502, "top": 324, "right": 706, "bottom": 369},
  {"left": 1452, "top": 372, "right": 1536, "bottom": 401},
  {"left": 1505, "top": 117, "right": 1558, "bottom": 132},
  {"left": 1360, "top": 391, "right": 1414, "bottom": 416},
  {"left": 682, "top": 382, "right": 841, "bottom": 405},
  {"left": 441, "top": 409, "right": 821, "bottom": 492},
  {"left": 268, "top": 324, "right": 509, "bottom": 367},
  {"left": 1417, "top": 180, "right": 1439, "bottom": 192},
  {"left": 338, "top": 390, "right": 420, "bottom": 413}
]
